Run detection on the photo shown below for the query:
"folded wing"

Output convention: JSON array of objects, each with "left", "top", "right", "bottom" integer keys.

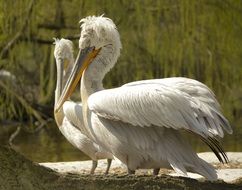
[{"left": 88, "top": 78, "right": 232, "bottom": 139}]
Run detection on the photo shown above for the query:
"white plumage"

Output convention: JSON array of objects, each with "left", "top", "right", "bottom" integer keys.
[
  {"left": 53, "top": 38, "right": 113, "bottom": 174},
  {"left": 89, "top": 78, "right": 231, "bottom": 138},
  {"left": 56, "top": 16, "right": 232, "bottom": 180}
]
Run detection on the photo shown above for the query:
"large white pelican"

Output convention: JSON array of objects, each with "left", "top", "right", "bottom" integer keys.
[
  {"left": 53, "top": 38, "right": 113, "bottom": 174},
  {"left": 55, "top": 16, "right": 232, "bottom": 180}
]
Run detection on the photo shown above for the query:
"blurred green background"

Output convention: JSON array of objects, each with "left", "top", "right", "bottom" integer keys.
[{"left": 0, "top": 0, "right": 241, "bottom": 162}]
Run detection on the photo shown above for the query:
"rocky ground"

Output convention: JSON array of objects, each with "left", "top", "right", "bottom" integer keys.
[
  {"left": 1, "top": 145, "right": 241, "bottom": 190},
  {"left": 40, "top": 152, "right": 242, "bottom": 184}
]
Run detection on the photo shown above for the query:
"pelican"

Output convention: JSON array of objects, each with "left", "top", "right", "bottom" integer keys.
[
  {"left": 53, "top": 38, "right": 113, "bottom": 174},
  {"left": 55, "top": 16, "right": 232, "bottom": 180}
]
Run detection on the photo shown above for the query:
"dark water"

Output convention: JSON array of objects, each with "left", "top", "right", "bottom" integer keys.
[
  {"left": 1, "top": 120, "right": 242, "bottom": 162},
  {"left": 2, "top": 123, "right": 89, "bottom": 162}
]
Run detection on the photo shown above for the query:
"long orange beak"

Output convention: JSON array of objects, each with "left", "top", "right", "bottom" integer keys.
[{"left": 54, "top": 47, "right": 100, "bottom": 113}]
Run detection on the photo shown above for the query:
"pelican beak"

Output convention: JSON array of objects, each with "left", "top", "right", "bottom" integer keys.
[
  {"left": 56, "top": 58, "right": 64, "bottom": 99},
  {"left": 54, "top": 47, "right": 100, "bottom": 113}
]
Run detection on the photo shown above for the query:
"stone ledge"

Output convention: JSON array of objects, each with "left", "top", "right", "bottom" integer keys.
[
  {"left": 1, "top": 146, "right": 241, "bottom": 190},
  {"left": 40, "top": 152, "right": 242, "bottom": 183}
]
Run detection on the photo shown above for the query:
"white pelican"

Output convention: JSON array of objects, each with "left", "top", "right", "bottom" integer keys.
[
  {"left": 53, "top": 38, "right": 113, "bottom": 174},
  {"left": 55, "top": 16, "right": 232, "bottom": 180}
]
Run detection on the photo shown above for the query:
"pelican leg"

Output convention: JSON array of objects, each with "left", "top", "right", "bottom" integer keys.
[
  {"left": 128, "top": 168, "right": 135, "bottom": 174},
  {"left": 153, "top": 168, "right": 160, "bottom": 175},
  {"left": 90, "top": 160, "right": 98, "bottom": 174},
  {"left": 105, "top": 159, "right": 112, "bottom": 175}
]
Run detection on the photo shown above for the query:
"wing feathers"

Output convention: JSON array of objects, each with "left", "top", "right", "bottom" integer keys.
[{"left": 89, "top": 78, "right": 232, "bottom": 139}]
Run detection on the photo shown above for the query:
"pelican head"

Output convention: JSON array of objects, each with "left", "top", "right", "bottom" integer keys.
[
  {"left": 54, "top": 38, "right": 76, "bottom": 126},
  {"left": 54, "top": 38, "right": 74, "bottom": 110},
  {"left": 54, "top": 38, "right": 74, "bottom": 75},
  {"left": 78, "top": 15, "right": 122, "bottom": 78},
  {"left": 54, "top": 38, "right": 74, "bottom": 61},
  {"left": 55, "top": 15, "right": 122, "bottom": 112}
]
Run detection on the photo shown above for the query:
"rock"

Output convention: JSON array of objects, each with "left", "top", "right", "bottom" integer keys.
[
  {"left": 1, "top": 146, "right": 242, "bottom": 190},
  {"left": 198, "top": 152, "right": 242, "bottom": 164},
  {"left": 170, "top": 169, "right": 242, "bottom": 183},
  {"left": 40, "top": 152, "right": 242, "bottom": 183}
]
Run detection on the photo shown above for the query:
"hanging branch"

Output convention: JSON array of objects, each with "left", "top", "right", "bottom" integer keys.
[
  {"left": 8, "top": 126, "right": 21, "bottom": 146},
  {"left": 37, "top": 23, "right": 77, "bottom": 30},
  {"left": 19, "top": 34, "right": 80, "bottom": 45},
  {"left": 0, "top": 0, "right": 35, "bottom": 59},
  {"left": 0, "top": 80, "right": 46, "bottom": 124}
]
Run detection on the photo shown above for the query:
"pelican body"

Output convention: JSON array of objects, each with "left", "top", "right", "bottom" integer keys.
[
  {"left": 54, "top": 38, "right": 113, "bottom": 174},
  {"left": 55, "top": 16, "right": 232, "bottom": 180}
]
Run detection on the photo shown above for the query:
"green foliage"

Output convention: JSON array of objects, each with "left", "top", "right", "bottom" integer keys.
[{"left": 0, "top": 0, "right": 241, "bottom": 124}]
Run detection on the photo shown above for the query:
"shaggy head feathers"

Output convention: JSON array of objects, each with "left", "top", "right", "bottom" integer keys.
[
  {"left": 54, "top": 38, "right": 74, "bottom": 61},
  {"left": 78, "top": 15, "right": 122, "bottom": 80},
  {"left": 79, "top": 15, "right": 122, "bottom": 51}
]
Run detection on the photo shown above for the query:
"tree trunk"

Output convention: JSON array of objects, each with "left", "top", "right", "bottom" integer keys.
[{"left": 0, "top": 145, "right": 241, "bottom": 190}]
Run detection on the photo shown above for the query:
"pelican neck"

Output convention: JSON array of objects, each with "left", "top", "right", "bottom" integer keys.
[{"left": 81, "top": 69, "right": 104, "bottom": 103}]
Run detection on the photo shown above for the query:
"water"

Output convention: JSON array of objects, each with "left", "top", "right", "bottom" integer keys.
[
  {"left": 8, "top": 123, "right": 89, "bottom": 162},
  {"left": 2, "top": 121, "right": 242, "bottom": 162}
]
